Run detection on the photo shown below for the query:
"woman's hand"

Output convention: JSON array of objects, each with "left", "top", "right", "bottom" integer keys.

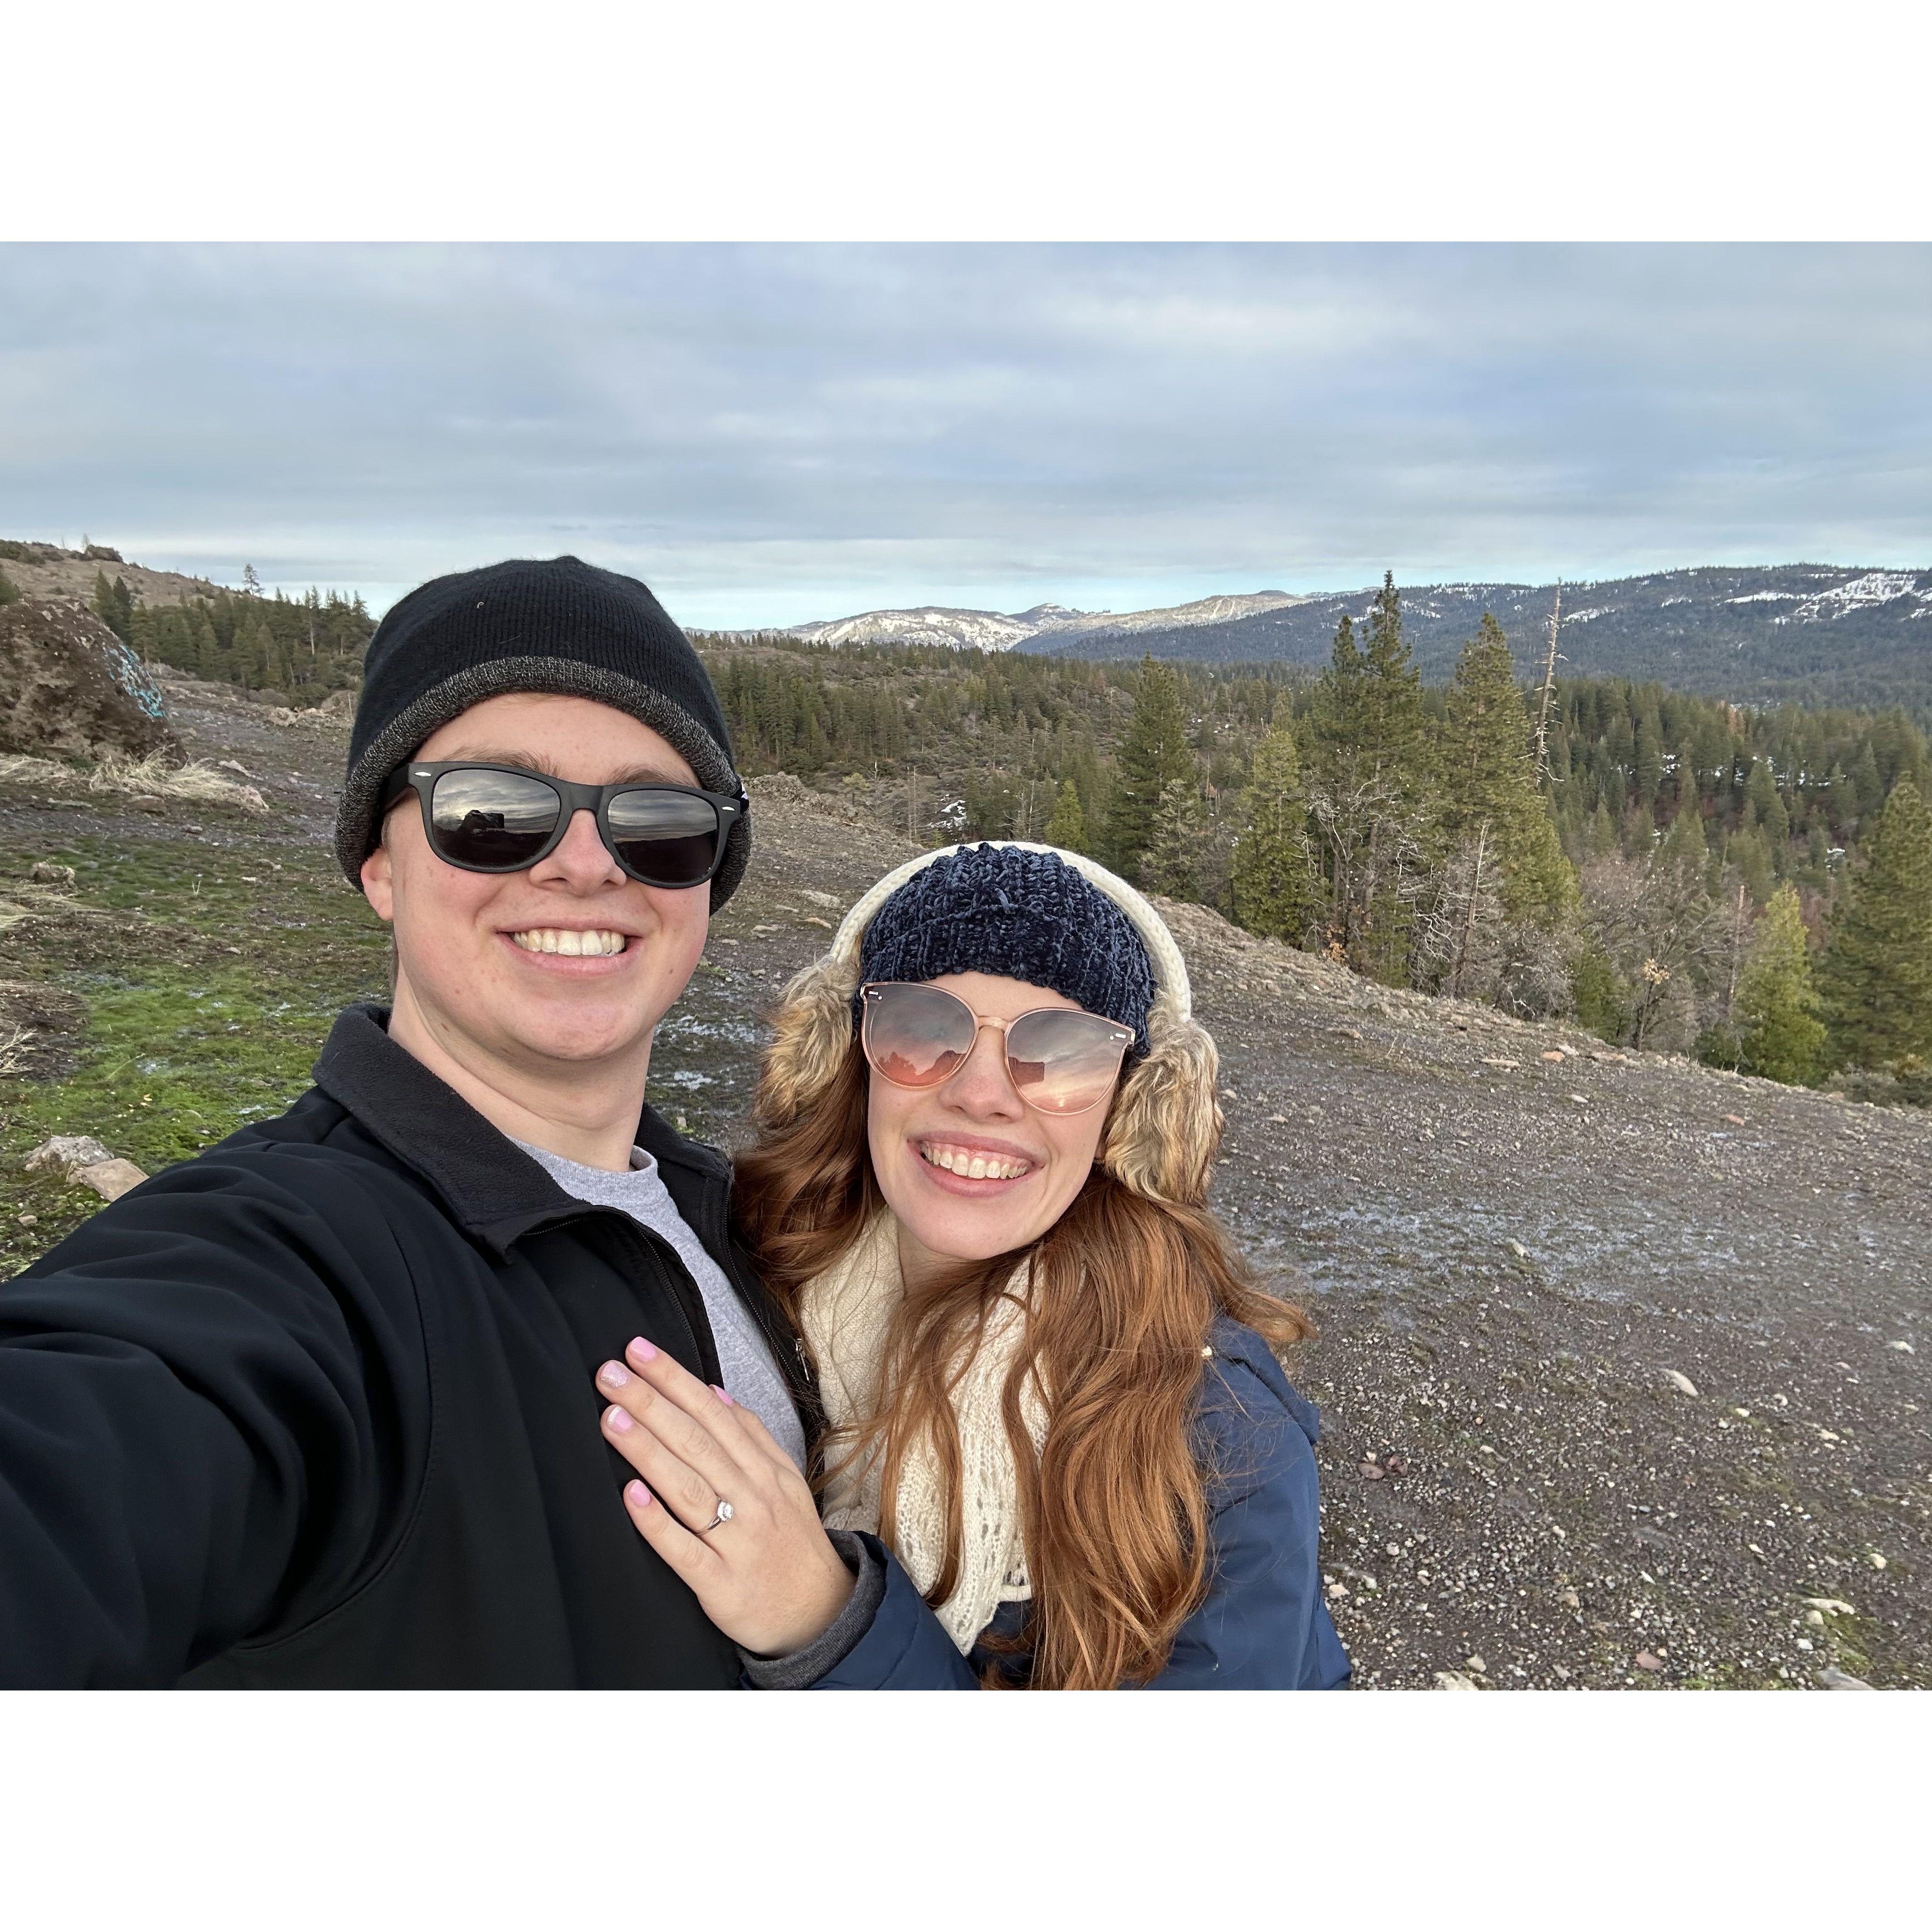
[{"left": 595, "top": 1337, "right": 855, "bottom": 1657}]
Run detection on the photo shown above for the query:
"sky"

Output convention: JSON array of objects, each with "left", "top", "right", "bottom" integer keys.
[{"left": 2, "top": 243, "right": 1928, "bottom": 628}]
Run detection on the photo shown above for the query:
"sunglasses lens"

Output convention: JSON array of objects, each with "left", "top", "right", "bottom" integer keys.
[
  {"left": 1005, "top": 1008, "right": 1131, "bottom": 1114},
  {"left": 605, "top": 789, "right": 723, "bottom": 887},
  {"left": 429, "top": 768, "right": 561, "bottom": 869},
  {"left": 862, "top": 984, "right": 975, "bottom": 1088}
]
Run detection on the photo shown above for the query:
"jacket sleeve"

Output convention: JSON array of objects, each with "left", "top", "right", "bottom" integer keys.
[
  {"left": 802, "top": 1351, "right": 1351, "bottom": 1691},
  {"left": 1143, "top": 1353, "right": 1352, "bottom": 1690},
  {"left": 801, "top": 1533, "right": 980, "bottom": 1689},
  {"left": 0, "top": 1153, "right": 413, "bottom": 1687}
]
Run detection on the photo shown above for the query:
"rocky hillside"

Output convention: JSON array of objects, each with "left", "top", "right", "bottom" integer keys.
[
  {"left": 0, "top": 540, "right": 222, "bottom": 609},
  {"left": 1, "top": 694, "right": 1925, "bottom": 1689}
]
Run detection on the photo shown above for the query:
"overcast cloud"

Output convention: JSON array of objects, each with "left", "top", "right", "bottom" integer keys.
[{"left": 1, "top": 244, "right": 1926, "bottom": 626}]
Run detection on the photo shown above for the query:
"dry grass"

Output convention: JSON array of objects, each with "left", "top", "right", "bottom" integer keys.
[{"left": 0, "top": 750, "right": 266, "bottom": 813}]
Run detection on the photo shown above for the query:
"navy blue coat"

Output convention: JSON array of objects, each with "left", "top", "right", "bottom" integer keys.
[{"left": 810, "top": 1317, "right": 1352, "bottom": 1689}]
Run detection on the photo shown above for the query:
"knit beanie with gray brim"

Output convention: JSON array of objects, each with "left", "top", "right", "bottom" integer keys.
[{"left": 333, "top": 556, "right": 750, "bottom": 909}]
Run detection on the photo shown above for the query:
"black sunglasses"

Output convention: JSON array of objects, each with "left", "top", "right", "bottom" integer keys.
[{"left": 380, "top": 760, "right": 745, "bottom": 890}]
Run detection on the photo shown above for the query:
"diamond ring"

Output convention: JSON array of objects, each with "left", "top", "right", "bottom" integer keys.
[{"left": 700, "top": 1499, "right": 735, "bottom": 1535}]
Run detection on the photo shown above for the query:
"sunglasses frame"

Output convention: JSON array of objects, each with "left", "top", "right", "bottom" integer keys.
[
  {"left": 859, "top": 980, "right": 1135, "bottom": 1117},
  {"left": 380, "top": 759, "right": 746, "bottom": 889}
]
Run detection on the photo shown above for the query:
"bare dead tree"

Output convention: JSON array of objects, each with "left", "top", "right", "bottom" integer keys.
[{"left": 1533, "top": 582, "right": 1564, "bottom": 780}]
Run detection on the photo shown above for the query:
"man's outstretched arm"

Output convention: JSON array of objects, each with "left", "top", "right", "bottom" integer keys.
[{"left": 0, "top": 1157, "right": 407, "bottom": 1687}]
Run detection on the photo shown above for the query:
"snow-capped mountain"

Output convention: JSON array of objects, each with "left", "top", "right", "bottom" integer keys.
[{"left": 778, "top": 589, "right": 1302, "bottom": 653}]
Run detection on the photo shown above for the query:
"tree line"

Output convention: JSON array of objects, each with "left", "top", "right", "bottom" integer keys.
[
  {"left": 699, "top": 586, "right": 1932, "bottom": 1100},
  {"left": 27, "top": 567, "right": 1924, "bottom": 1099},
  {"left": 89, "top": 570, "right": 374, "bottom": 706}
]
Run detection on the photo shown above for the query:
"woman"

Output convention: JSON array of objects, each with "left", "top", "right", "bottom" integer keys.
[{"left": 591, "top": 840, "right": 1350, "bottom": 1688}]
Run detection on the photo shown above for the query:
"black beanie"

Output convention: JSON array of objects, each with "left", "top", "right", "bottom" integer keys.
[
  {"left": 334, "top": 556, "right": 749, "bottom": 908},
  {"left": 858, "top": 844, "right": 1155, "bottom": 1058}
]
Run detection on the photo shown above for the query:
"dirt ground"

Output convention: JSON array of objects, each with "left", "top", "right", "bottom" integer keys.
[{"left": 4, "top": 682, "right": 1926, "bottom": 1688}]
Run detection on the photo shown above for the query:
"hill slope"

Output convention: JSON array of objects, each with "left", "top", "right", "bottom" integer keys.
[{"left": 0, "top": 540, "right": 222, "bottom": 608}]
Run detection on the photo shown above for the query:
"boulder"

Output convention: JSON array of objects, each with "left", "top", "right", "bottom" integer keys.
[{"left": 0, "top": 600, "right": 177, "bottom": 760}]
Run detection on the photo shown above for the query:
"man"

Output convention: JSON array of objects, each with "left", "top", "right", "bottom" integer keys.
[{"left": 0, "top": 557, "right": 852, "bottom": 1686}]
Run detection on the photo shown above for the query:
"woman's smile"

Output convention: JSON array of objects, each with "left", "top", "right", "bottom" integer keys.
[{"left": 911, "top": 1132, "right": 1039, "bottom": 1189}]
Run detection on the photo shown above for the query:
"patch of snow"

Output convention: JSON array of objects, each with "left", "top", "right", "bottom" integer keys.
[{"left": 1787, "top": 572, "right": 1929, "bottom": 623}]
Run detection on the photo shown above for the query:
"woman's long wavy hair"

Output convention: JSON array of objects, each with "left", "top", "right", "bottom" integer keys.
[{"left": 734, "top": 1035, "right": 1311, "bottom": 1690}]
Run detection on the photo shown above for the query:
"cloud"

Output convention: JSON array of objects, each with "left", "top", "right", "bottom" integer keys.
[{"left": 0, "top": 243, "right": 1926, "bottom": 624}]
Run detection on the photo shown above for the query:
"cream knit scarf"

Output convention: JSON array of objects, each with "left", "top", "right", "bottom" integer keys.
[{"left": 800, "top": 1211, "right": 1048, "bottom": 1654}]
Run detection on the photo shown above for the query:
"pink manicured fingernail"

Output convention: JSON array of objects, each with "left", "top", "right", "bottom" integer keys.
[
  {"left": 625, "top": 1480, "right": 651, "bottom": 1508},
  {"left": 598, "top": 1361, "right": 630, "bottom": 1388},
  {"left": 627, "top": 1336, "right": 658, "bottom": 1363},
  {"left": 605, "top": 1404, "right": 633, "bottom": 1434},
  {"left": 711, "top": 1384, "right": 735, "bottom": 1406}
]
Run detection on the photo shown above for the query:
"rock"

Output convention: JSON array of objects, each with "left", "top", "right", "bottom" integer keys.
[
  {"left": 1890, "top": 1340, "right": 1916, "bottom": 1353},
  {"left": 0, "top": 601, "right": 177, "bottom": 760},
  {"left": 1559, "top": 1587, "right": 1580, "bottom": 1609},
  {"left": 1724, "top": 1113, "right": 1746, "bottom": 1126},
  {"left": 1818, "top": 1668, "right": 1875, "bottom": 1690},
  {"left": 1868, "top": 1552, "right": 1887, "bottom": 1570},
  {"left": 1541, "top": 1049, "right": 1565, "bottom": 1062},
  {"left": 29, "top": 862, "right": 76, "bottom": 885},
  {"left": 131, "top": 796, "right": 166, "bottom": 813},
  {"left": 1663, "top": 1369, "right": 1700, "bottom": 1397},
  {"left": 22, "top": 1135, "right": 148, "bottom": 1202},
  {"left": 25, "top": 1134, "right": 117, "bottom": 1173},
  {"left": 1805, "top": 1610, "right": 1825, "bottom": 1626},
  {"left": 1507, "top": 1238, "right": 1529, "bottom": 1258},
  {"left": 1433, "top": 1671, "right": 1481, "bottom": 1690},
  {"left": 1358, "top": 1459, "right": 1386, "bottom": 1480},
  {"left": 1465, "top": 1655, "right": 1486, "bottom": 1673},
  {"left": 1382, "top": 1453, "right": 1410, "bottom": 1476},
  {"left": 1634, "top": 1652, "right": 1663, "bottom": 1671},
  {"left": 1802, "top": 1598, "right": 1856, "bottom": 1615},
  {"left": 1480, "top": 1056, "right": 1518, "bottom": 1069},
  {"left": 217, "top": 759, "right": 253, "bottom": 778},
  {"left": 75, "top": 1158, "right": 147, "bottom": 1201},
  {"left": 746, "top": 771, "right": 808, "bottom": 807}
]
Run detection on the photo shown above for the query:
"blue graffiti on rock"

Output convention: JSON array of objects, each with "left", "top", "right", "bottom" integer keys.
[{"left": 104, "top": 638, "right": 169, "bottom": 720}]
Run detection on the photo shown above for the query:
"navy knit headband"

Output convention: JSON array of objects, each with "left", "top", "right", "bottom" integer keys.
[{"left": 858, "top": 844, "right": 1155, "bottom": 1058}]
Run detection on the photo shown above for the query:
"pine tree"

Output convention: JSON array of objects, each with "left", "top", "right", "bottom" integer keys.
[
  {"left": 1439, "top": 613, "right": 1576, "bottom": 924},
  {"left": 1104, "top": 654, "right": 1192, "bottom": 882},
  {"left": 1305, "top": 579, "right": 1431, "bottom": 979},
  {"left": 1818, "top": 779, "right": 1932, "bottom": 1069},
  {"left": 1307, "top": 613, "right": 1367, "bottom": 794},
  {"left": 1231, "top": 718, "right": 1317, "bottom": 942},
  {"left": 1736, "top": 882, "right": 1825, "bottom": 1085},
  {"left": 1042, "top": 779, "right": 1087, "bottom": 853},
  {"left": 1357, "top": 572, "right": 1426, "bottom": 795},
  {"left": 1140, "top": 776, "right": 1202, "bottom": 901}
]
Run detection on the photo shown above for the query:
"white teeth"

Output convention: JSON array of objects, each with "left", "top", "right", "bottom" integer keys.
[
  {"left": 920, "top": 1143, "right": 1030, "bottom": 1181},
  {"left": 510, "top": 928, "right": 626, "bottom": 956}
]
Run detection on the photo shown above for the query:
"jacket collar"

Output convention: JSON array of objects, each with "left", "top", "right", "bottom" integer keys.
[{"left": 311, "top": 1004, "right": 728, "bottom": 1256}]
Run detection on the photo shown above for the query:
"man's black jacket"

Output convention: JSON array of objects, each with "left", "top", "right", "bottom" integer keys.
[{"left": 0, "top": 1005, "right": 812, "bottom": 1688}]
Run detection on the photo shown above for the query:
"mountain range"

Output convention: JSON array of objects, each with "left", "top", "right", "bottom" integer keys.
[{"left": 767, "top": 565, "right": 1932, "bottom": 714}]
